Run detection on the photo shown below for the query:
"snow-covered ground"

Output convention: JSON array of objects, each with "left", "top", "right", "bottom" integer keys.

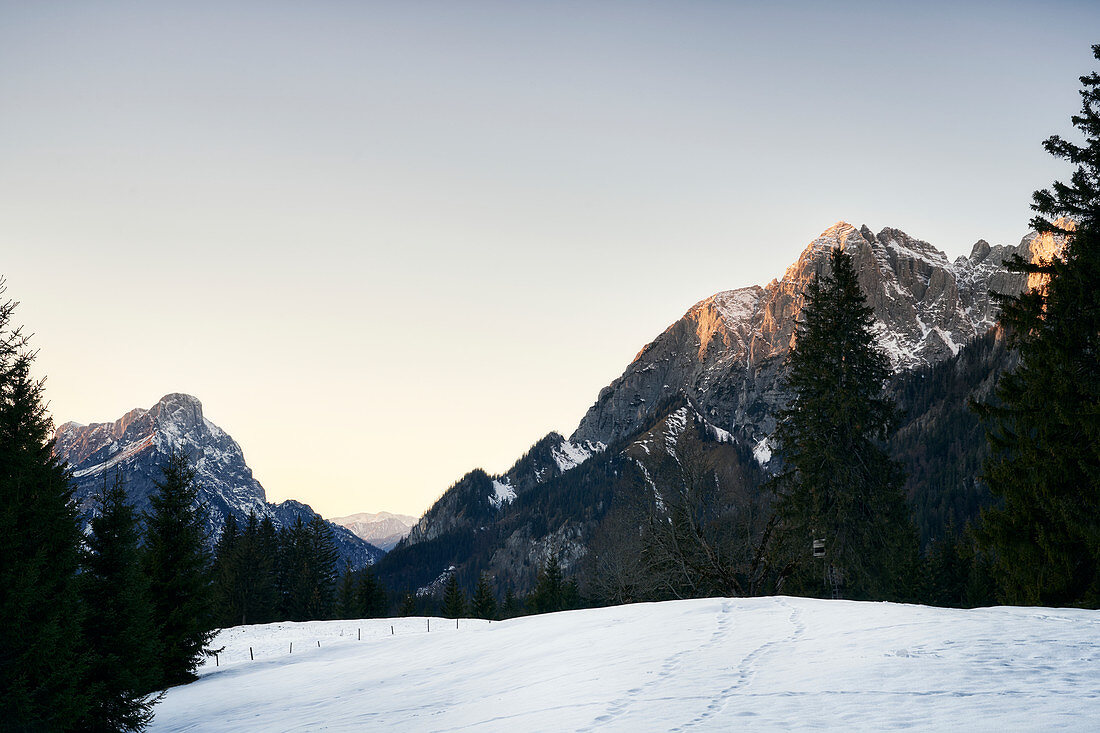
[{"left": 150, "top": 597, "right": 1100, "bottom": 731}]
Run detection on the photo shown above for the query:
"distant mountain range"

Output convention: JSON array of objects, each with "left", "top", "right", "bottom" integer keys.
[
  {"left": 374, "top": 221, "right": 1067, "bottom": 595},
  {"left": 329, "top": 511, "right": 418, "bottom": 552},
  {"left": 54, "top": 393, "right": 384, "bottom": 569}
]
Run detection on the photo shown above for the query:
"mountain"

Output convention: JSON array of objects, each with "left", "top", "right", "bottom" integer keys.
[
  {"left": 54, "top": 393, "right": 383, "bottom": 569},
  {"left": 571, "top": 221, "right": 1067, "bottom": 449},
  {"left": 377, "top": 393, "right": 758, "bottom": 595},
  {"left": 329, "top": 511, "right": 417, "bottom": 552},
  {"left": 378, "top": 221, "right": 1067, "bottom": 595}
]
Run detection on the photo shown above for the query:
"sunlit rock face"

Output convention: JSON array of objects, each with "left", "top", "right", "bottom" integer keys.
[
  {"left": 571, "top": 221, "right": 1068, "bottom": 446},
  {"left": 55, "top": 393, "right": 382, "bottom": 569}
]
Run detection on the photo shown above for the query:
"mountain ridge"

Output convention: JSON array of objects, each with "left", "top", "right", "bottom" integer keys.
[
  {"left": 55, "top": 393, "right": 383, "bottom": 569},
  {"left": 570, "top": 220, "right": 1068, "bottom": 447},
  {"left": 380, "top": 220, "right": 1067, "bottom": 595}
]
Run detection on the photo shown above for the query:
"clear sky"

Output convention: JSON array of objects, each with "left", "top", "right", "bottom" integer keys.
[{"left": 1, "top": 1, "right": 1097, "bottom": 518}]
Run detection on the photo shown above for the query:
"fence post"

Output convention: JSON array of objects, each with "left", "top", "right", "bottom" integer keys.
[
  {"left": 290, "top": 642, "right": 293, "bottom": 654},
  {"left": 456, "top": 618, "right": 459, "bottom": 629},
  {"left": 427, "top": 619, "right": 430, "bottom": 632},
  {"left": 317, "top": 640, "right": 320, "bottom": 647},
  {"left": 249, "top": 647, "right": 254, "bottom": 661},
  {"left": 215, "top": 653, "right": 219, "bottom": 667},
  {"left": 391, "top": 625, "right": 394, "bottom": 635},
  {"left": 358, "top": 628, "right": 361, "bottom": 641}
]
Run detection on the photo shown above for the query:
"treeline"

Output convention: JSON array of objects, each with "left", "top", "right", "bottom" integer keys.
[
  {"left": 211, "top": 512, "right": 342, "bottom": 626},
  {"left": 394, "top": 553, "right": 583, "bottom": 621},
  {"left": 1, "top": 286, "right": 218, "bottom": 732}
]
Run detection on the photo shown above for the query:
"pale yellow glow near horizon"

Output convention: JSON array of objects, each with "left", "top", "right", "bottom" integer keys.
[{"left": 2, "top": 2, "right": 1095, "bottom": 518}]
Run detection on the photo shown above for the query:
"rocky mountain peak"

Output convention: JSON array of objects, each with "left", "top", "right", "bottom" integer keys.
[
  {"left": 571, "top": 221, "right": 1067, "bottom": 448},
  {"left": 54, "top": 395, "right": 383, "bottom": 568},
  {"left": 149, "top": 392, "right": 205, "bottom": 429}
]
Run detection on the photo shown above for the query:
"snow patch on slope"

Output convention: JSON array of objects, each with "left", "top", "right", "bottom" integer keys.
[
  {"left": 489, "top": 478, "right": 516, "bottom": 509},
  {"left": 550, "top": 439, "right": 606, "bottom": 473},
  {"left": 753, "top": 437, "right": 772, "bottom": 465}
]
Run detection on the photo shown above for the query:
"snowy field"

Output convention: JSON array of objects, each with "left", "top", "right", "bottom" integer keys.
[{"left": 150, "top": 597, "right": 1100, "bottom": 731}]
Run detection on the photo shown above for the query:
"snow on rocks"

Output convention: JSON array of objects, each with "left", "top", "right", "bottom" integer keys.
[
  {"left": 550, "top": 439, "right": 606, "bottom": 473},
  {"left": 753, "top": 436, "right": 772, "bottom": 465},
  {"left": 150, "top": 597, "right": 1100, "bottom": 732},
  {"left": 488, "top": 478, "right": 516, "bottom": 509}
]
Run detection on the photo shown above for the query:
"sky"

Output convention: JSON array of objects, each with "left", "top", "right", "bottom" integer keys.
[{"left": 1, "top": 1, "right": 1097, "bottom": 518}]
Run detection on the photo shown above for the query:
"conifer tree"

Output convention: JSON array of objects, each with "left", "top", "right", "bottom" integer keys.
[
  {"left": 241, "top": 512, "right": 277, "bottom": 624},
  {"left": 398, "top": 592, "right": 418, "bottom": 617},
  {"left": 771, "top": 248, "right": 917, "bottom": 600},
  {"left": 254, "top": 516, "right": 279, "bottom": 624},
  {"left": 501, "top": 587, "right": 522, "bottom": 619},
  {"left": 0, "top": 290, "right": 90, "bottom": 728},
  {"left": 215, "top": 512, "right": 276, "bottom": 626},
  {"left": 143, "top": 450, "right": 216, "bottom": 686},
  {"left": 978, "top": 45, "right": 1100, "bottom": 607},
  {"left": 529, "top": 554, "right": 565, "bottom": 613},
  {"left": 305, "top": 516, "right": 339, "bottom": 619},
  {"left": 356, "top": 564, "right": 387, "bottom": 618},
  {"left": 472, "top": 572, "right": 497, "bottom": 620},
  {"left": 441, "top": 573, "right": 466, "bottom": 618},
  {"left": 277, "top": 517, "right": 310, "bottom": 621},
  {"left": 335, "top": 563, "right": 358, "bottom": 619},
  {"left": 79, "top": 471, "right": 159, "bottom": 730},
  {"left": 211, "top": 513, "right": 240, "bottom": 627}
]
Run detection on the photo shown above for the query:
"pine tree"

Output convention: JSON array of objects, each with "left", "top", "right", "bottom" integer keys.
[
  {"left": 472, "top": 572, "right": 497, "bottom": 620},
  {"left": 79, "top": 471, "right": 159, "bottom": 730},
  {"left": 335, "top": 563, "right": 359, "bottom": 619},
  {"left": 277, "top": 517, "right": 310, "bottom": 621},
  {"left": 441, "top": 573, "right": 466, "bottom": 618},
  {"left": 211, "top": 513, "right": 240, "bottom": 627},
  {"left": 398, "top": 592, "right": 418, "bottom": 617},
  {"left": 215, "top": 512, "right": 277, "bottom": 626},
  {"left": 501, "top": 587, "right": 522, "bottom": 619},
  {"left": 254, "top": 516, "right": 280, "bottom": 624},
  {"left": 356, "top": 564, "right": 387, "bottom": 618},
  {"left": 978, "top": 45, "right": 1100, "bottom": 607},
  {"left": 305, "top": 516, "right": 339, "bottom": 619},
  {"left": 143, "top": 450, "right": 216, "bottom": 687},
  {"left": 771, "top": 247, "right": 917, "bottom": 600},
  {"left": 0, "top": 289, "right": 91, "bottom": 728},
  {"left": 529, "top": 554, "right": 565, "bottom": 613}
]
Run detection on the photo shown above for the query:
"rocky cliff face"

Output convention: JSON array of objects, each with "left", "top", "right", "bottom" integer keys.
[
  {"left": 378, "top": 220, "right": 1070, "bottom": 593},
  {"left": 571, "top": 221, "right": 1066, "bottom": 447},
  {"left": 55, "top": 393, "right": 382, "bottom": 569}
]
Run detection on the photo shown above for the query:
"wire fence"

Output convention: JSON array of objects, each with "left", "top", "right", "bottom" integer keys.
[{"left": 203, "top": 617, "right": 496, "bottom": 670}]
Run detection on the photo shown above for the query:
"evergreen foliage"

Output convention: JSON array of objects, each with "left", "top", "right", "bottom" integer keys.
[
  {"left": 528, "top": 553, "right": 580, "bottom": 613},
  {"left": 472, "top": 573, "right": 497, "bottom": 620},
  {"left": 142, "top": 450, "right": 216, "bottom": 687},
  {"left": 0, "top": 290, "right": 91, "bottom": 729},
  {"left": 335, "top": 563, "right": 357, "bottom": 619},
  {"left": 355, "top": 565, "right": 387, "bottom": 618},
  {"left": 213, "top": 512, "right": 277, "bottom": 626},
  {"left": 275, "top": 516, "right": 340, "bottom": 621},
  {"left": 501, "top": 587, "right": 522, "bottom": 618},
  {"left": 978, "top": 46, "right": 1100, "bottom": 607},
  {"left": 771, "top": 248, "right": 918, "bottom": 600},
  {"left": 398, "top": 592, "right": 418, "bottom": 617},
  {"left": 889, "top": 331, "right": 1013, "bottom": 546},
  {"left": 441, "top": 573, "right": 466, "bottom": 618},
  {"left": 79, "top": 471, "right": 159, "bottom": 730}
]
